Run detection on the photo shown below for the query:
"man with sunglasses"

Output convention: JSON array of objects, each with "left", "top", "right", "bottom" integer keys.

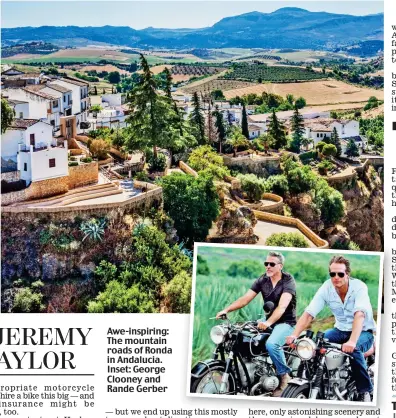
[
  {"left": 216, "top": 251, "right": 297, "bottom": 396},
  {"left": 285, "top": 255, "right": 375, "bottom": 402}
]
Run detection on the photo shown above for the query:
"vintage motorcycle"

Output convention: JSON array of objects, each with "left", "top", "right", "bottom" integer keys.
[
  {"left": 190, "top": 302, "right": 300, "bottom": 396},
  {"left": 281, "top": 330, "right": 375, "bottom": 401}
]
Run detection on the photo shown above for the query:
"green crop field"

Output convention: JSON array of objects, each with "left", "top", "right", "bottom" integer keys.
[
  {"left": 223, "top": 63, "right": 328, "bottom": 82},
  {"left": 191, "top": 246, "right": 381, "bottom": 363}
]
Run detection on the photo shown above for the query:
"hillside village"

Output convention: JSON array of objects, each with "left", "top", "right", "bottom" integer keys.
[{"left": 1, "top": 41, "right": 384, "bottom": 313}]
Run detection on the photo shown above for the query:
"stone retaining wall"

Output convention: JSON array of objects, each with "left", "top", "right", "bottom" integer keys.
[
  {"left": 253, "top": 209, "right": 329, "bottom": 248},
  {"left": 2, "top": 176, "right": 70, "bottom": 206},
  {"left": 1, "top": 171, "right": 20, "bottom": 182},
  {"left": 2, "top": 184, "right": 163, "bottom": 222},
  {"left": 68, "top": 162, "right": 98, "bottom": 189},
  {"left": 234, "top": 193, "right": 284, "bottom": 214}
]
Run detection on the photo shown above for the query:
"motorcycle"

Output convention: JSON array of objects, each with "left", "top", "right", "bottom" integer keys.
[
  {"left": 281, "top": 330, "right": 375, "bottom": 401},
  {"left": 190, "top": 302, "right": 300, "bottom": 396}
]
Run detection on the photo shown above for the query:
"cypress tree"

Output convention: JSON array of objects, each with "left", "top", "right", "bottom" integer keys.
[
  {"left": 330, "top": 127, "right": 342, "bottom": 157},
  {"left": 189, "top": 92, "right": 206, "bottom": 145},
  {"left": 268, "top": 109, "right": 287, "bottom": 150},
  {"left": 163, "top": 67, "right": 173, "bottom": 99},
  {"left": 241, "top": 103, "right": 249, "bottom": 139},
  {"left": 290, "top": 105, "right": 305, "bottom": 152},
  {"left": 213, "top": 106, "right": 226, "bottom": 153}
]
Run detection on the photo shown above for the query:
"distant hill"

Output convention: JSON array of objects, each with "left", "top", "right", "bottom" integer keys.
[{"left": 1, "top": 8, "right": 384, "bottom": 53}]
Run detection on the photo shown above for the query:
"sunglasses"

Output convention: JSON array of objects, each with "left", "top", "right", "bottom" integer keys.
[
  {"left": 264, "top": 262, "right": 280, "bottom": 267},
  {"left": 329, "top": 272, "right": 346, "bottom": 278}
]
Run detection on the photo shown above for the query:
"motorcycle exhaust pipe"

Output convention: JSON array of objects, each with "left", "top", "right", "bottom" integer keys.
[{"left": 334, "top": 385, "right": 347, "bottom": 401}]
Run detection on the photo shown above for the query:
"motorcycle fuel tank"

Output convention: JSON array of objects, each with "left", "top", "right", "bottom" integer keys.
[
  {"left": 325, "top": 351, "right": 346, "bottom": 370},
  {"left": 237, "top": 331, "right": 270, "bottom": 357}
]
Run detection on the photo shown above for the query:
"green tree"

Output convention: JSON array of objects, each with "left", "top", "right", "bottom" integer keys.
[
  {"left": 256, "top": 133, "right": 272, "bottom": 154},
  {"left": 161, "top": 173, "right": 220, "bottom": 247},
  {"left": 197, "top": 255, "right": 210, "bottom": 275},
  {"left": 211, "top": 89, "right": 225, "bottom": 101},
  {"left": 264, "top": 174, "right": 289, "bottom": 196},
  {"left": 13, "top": 287, "right": 45, "bottom": 313},
  {"left": 241, "top": 103, "right": 249, "bottom": 139},
  {"left": 189, "top": 92, "right": 206, "bottom": 145},
  {"left": 294, "top": 97, "right": 306, "bottom": 109},
  {"left": 316, "top": 141, "right": 327, "bottom": 153},
  {"left": 89, "top": 139, "right": 110, "bottom": 160},
  {"left": 226, "top": 126, "right": 250, "bottom": 157},
  {"left": 108, "top": 71, "right": 121, "bottom": 84},
  {"left": 346, "top": 139, "right": 360, "bottom": 158},
  {"left": 227, "top": 259, "right": 263, "bottom": 279},
  {"left": 286, "top": 94, "right": 294, "bottom": 105},
  {"left": 212, "top": 106, "right": 226, "bottom": 153},
  {"left": 322, "top": 143, "right": 337, "bottom": 158},
  {"left": 268, "top": 109, "right": 287, "bottom": 150},
  {"left": 290, "top": 105, "right": 305, "bottom": 152},
  {"left": 329, "top": 127, "right": 342, "bottom": 157},
  {"left": 188, "top": 145, "right": 230, "bottom": 180},
  {"left": 163, "top": 67, "right": 173, "bottom": 99},
  {"left": 125, "top": 54, "right": 181, "bottom": 158},
  {"left": 1, "top": 99, "right": 14, "bottom": 133}
]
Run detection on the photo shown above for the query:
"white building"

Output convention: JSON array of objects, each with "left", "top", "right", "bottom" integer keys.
[
  {"left": 248, "top": 124, "right": 264, "bottom": 139},
  {"left": 54, "top": 77, "right": 90, "bottom": 133},
  {"left": 2, "top": 119, "right": 68, "bottom": 184},
  {"left": 6, "top": 99, "right": 30, "bottom": 119},
  {"left": 3, "top": 87, "right": 62, "bottom": 132},
  {"left": 46, "top": 82, "right": 73, "bottom": 116},
  {"left": 303, "top": 118, "right": 360, "bottom": 146}
]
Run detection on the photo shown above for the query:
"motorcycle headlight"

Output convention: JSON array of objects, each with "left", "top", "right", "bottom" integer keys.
[
  {"left": 296, "top": 338, "right": 317, "bottom": 360},
  {"left": 210, "top": 325, "right": 228, "bottom": 345}
]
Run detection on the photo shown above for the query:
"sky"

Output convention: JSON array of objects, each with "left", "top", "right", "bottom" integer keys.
[{"left": 2, "top": 1, "right": 384, "bottom": 29}]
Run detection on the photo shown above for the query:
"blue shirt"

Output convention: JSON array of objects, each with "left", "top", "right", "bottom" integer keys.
[{"left": 305, "top": 278, "right": 376, "bottom": 332}]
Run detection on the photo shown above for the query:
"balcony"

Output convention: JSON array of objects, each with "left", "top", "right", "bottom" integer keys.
[{"left": 19, "top": 140, "right": 66, "bottom": 153}]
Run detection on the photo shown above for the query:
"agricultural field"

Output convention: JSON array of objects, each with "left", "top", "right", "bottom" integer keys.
[
  {"left": 223, "top": 80, "right": 384, "bottom": 106},
  {"left": 191, "top": 246, "right": 381, "bottom": 363},
  {"left": 223, "top": 63, "right": 328, "bottom": 83},
  {"left": 73, "top": 64, "right": 132, "bottom": 75}
]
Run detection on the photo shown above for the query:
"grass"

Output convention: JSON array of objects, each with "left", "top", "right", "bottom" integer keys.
[{"left": 191, "top": 246, "right": 381, "bottom": 364}]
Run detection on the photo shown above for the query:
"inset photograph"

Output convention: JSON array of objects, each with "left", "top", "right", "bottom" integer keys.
[{"left": 188, "top": 244, "right": 383, "bottom": 405}]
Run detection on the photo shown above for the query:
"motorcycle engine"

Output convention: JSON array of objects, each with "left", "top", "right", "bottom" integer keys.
[{"left": 259, "top": 375, "right": 279, "bottom": 392}]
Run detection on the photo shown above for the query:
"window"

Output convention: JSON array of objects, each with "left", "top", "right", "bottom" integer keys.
[
  {"left": 30, "top": 134, "right": 35, "bottom": 146},
  {"left": 50, "top": 120, "right": 55, "bottom": 127},
  {"left": 49, "top": 158, "right": 56, "bottom": 168},
  {"left": 19, "top": 112, "right": 23, "bottom": 118},
  {"left": 52, "top": 100, "right": 58, "bottom": 108},
  {"left": 24, "top": 163, "right": 27, "bottom": 171}
]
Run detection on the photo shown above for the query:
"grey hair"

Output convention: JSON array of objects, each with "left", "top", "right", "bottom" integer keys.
[{"left": 267, "top": 251, "right": 285, "bottom": 265}]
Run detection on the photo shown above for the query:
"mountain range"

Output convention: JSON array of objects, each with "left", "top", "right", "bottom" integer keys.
[{"left": 1, "top": 7, "right": 384, "bottom": 51}]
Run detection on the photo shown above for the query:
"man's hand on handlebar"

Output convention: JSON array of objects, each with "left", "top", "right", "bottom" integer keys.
[
  {"left": 257, "top": 321, "right": 271, "bottom": 330},
  {"left": 216, "top": 310, "right": 228, "bottom": 319},
  {"left": 286, "top": 335, "right": 297, "bottom": 345}
]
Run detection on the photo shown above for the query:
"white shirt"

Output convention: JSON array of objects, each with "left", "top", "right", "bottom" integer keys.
[{"left": 305, "top": 278, "right": 376, "bottom": 332}]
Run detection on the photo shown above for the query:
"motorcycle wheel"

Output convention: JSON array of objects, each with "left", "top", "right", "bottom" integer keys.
[
  {"left": 191, "top": 365, "right": 236, "bottom": 395},
  {"left": 281, "top": 383, "right": 310, "bottom": 399}
]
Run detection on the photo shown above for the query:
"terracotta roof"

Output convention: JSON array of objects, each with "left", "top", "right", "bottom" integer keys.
[
  {"left": 10, "top": 119, "right": 40, "bottom": 130},
  {"left": 4, "top": 73, "right": 41, "bottom": 79},
  {"left": 23, "top": 87, "right": 58, "bottom": 100},
  {"left": 248, "top": 124, "right": 262, "bottom": 131},
  {"left": 47, "top": 83, "right": 72, "bottom": 93},
  {"left": 6, "top": 98, "right": 29, "bottom": 105},
  {"left": 306, "top": 123, "right": 332, "bottom": 132},
  {"left": 62, "top": 76, "right": 89, "bottom": 87}
]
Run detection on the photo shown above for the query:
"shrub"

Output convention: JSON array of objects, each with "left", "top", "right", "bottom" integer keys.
[
  {"left": 13, "top": 288, "right": 45, "bottom": 313},
  {"left": 87, "top": 281, "right": 157, "bottom": 313},
  {"left": 89, "top": 139, "right": 110, "bottom": 160},
  {"left": 135, "top": 171, "right": 150, "bottom": 182},
  {"left": 148, "top": 153, "right": 167, "bottom": 172},
  {"left": 227, "top": 259, "right": 263, "bottom": 279},
  {"left": 237, "top": 173, "right": 265, "bottom": 202},
  {"left": 81, "top": 157, "right": 93, "bottom": 163},
  {"left": 264, "top": 175, "right": 289, "bottom": 196},
  {"left": 80, "top": 218, "right": 107, "bottom": 242},
  {"left": 317, "top": 160, "right": 335, "bottom": 175},
  {"left": 68, "top": 161, "right": 79, "bottom": 167},
  {"left": 197, "top": 255, "right": 210, "bottom": 275},
  {"left": 162, "top": 271, "right": 192, "bottom": 313},
  {"left": 265, "top": 232, "right": 309, "bottom": 248}
]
